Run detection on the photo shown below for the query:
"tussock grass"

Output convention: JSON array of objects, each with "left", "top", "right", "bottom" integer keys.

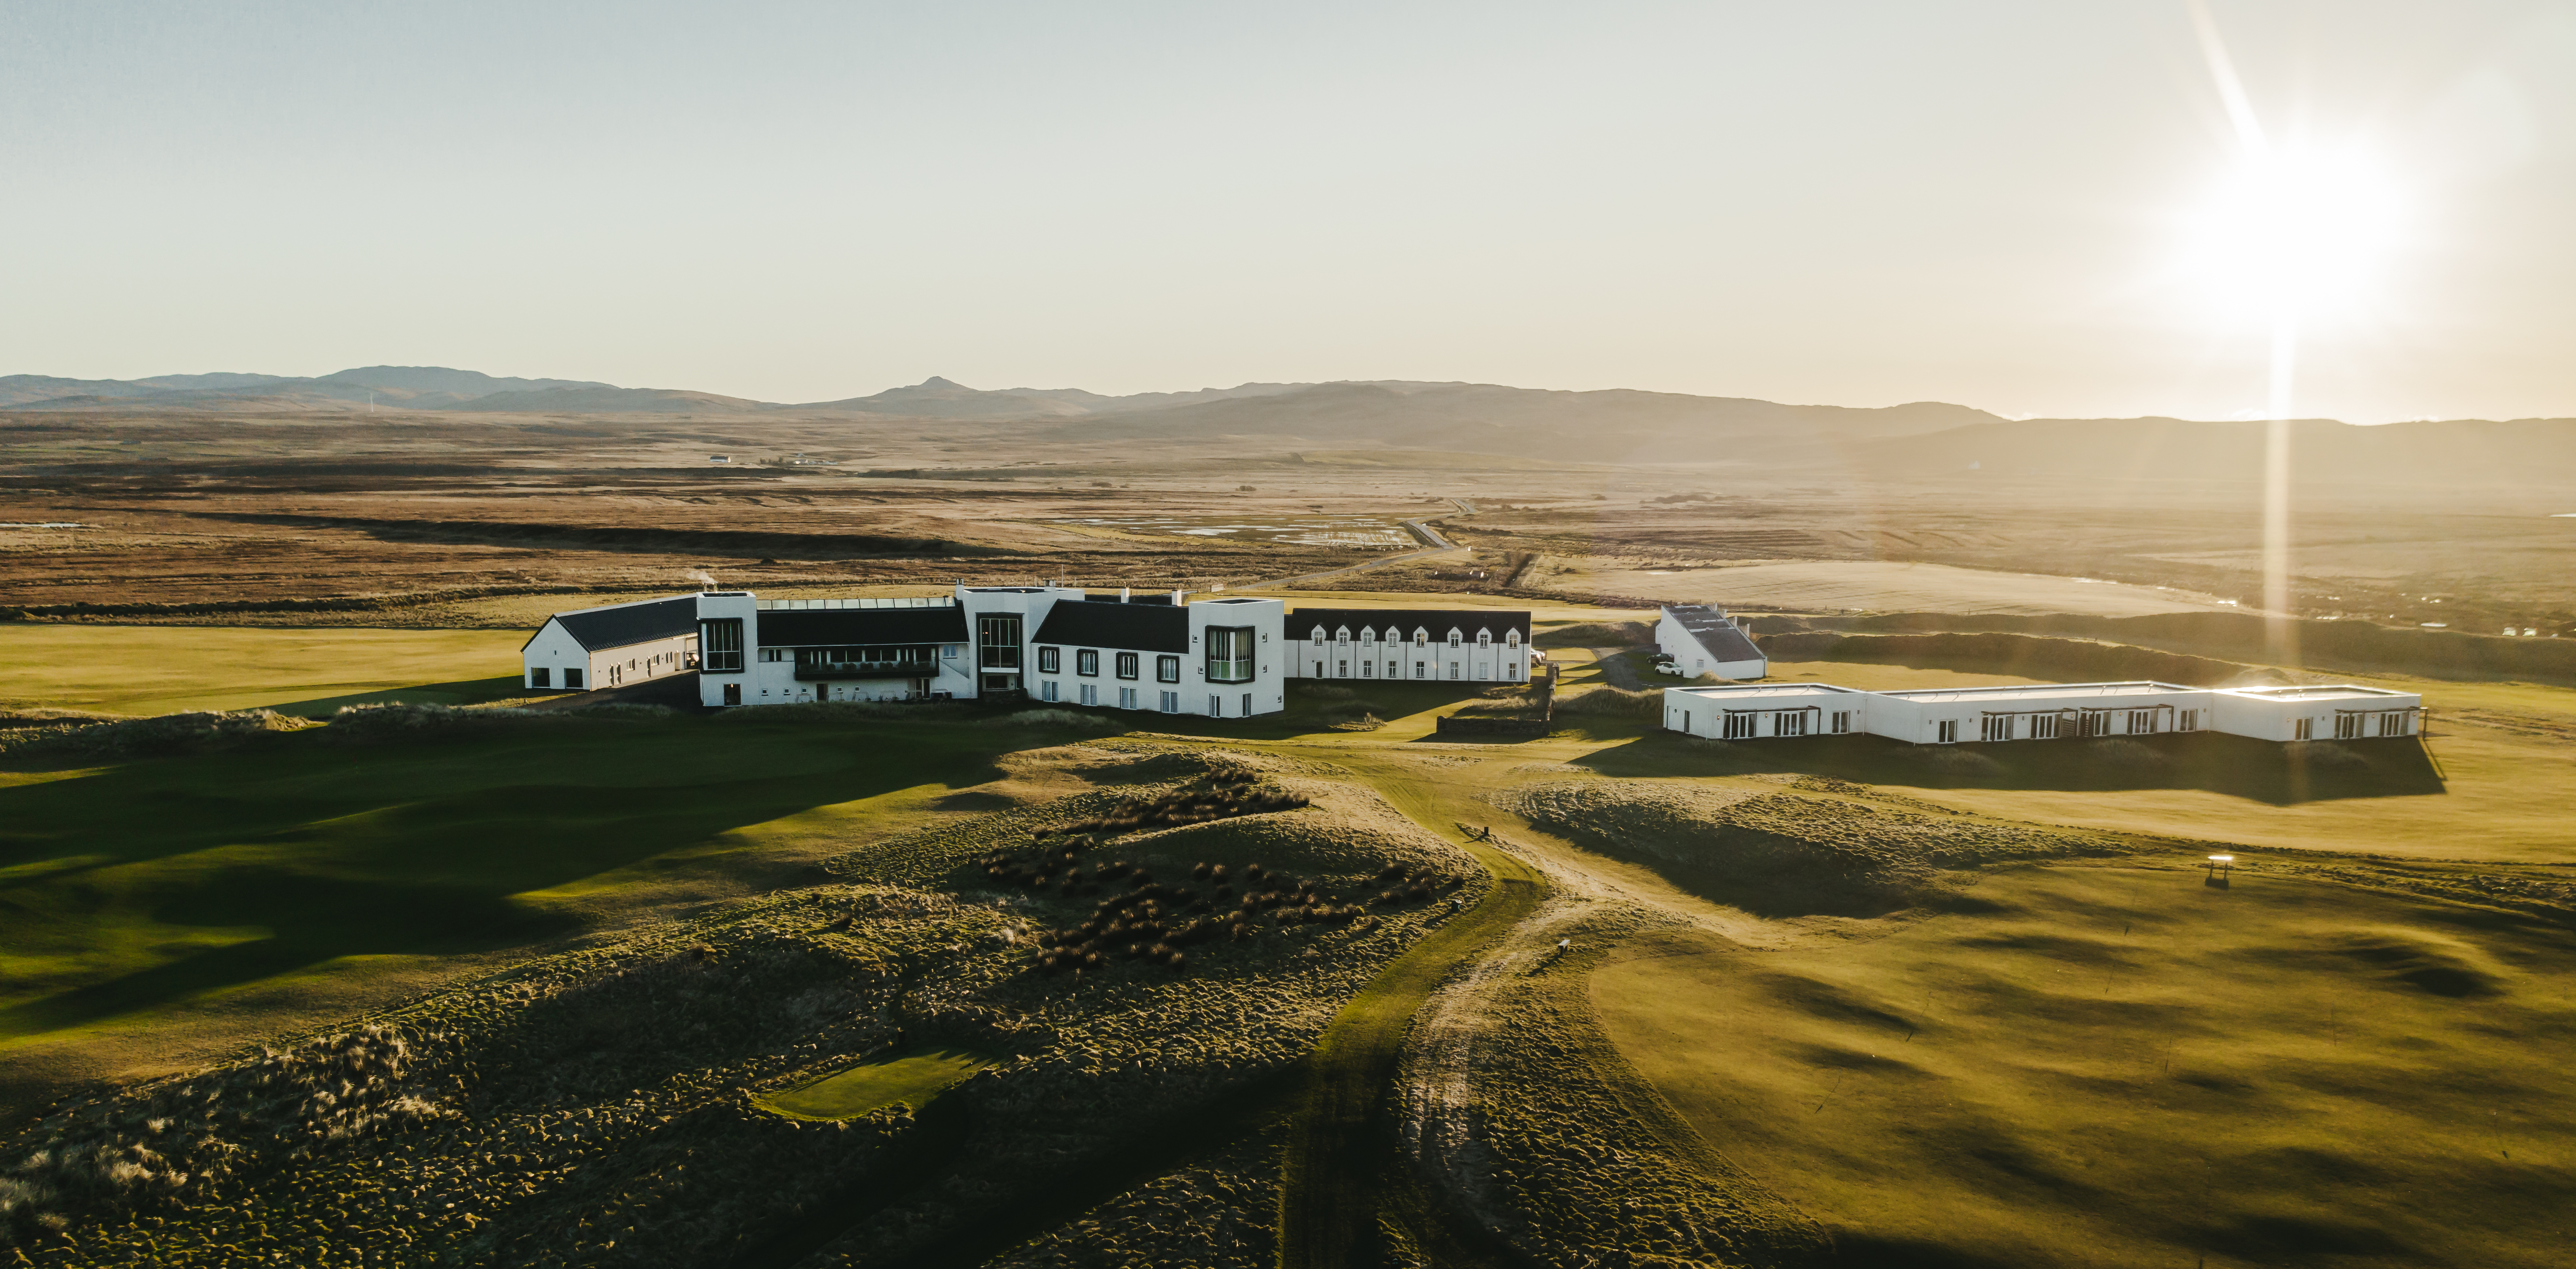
[
  {"left": 0, "top": 708, "right": 308, "bottom": 759},
  {"left": 1504, "top": 780, "right": 2122, "bottom": 915},
  {"left": 1549, "top": 684, "right": 1659, "bottom": 718}
]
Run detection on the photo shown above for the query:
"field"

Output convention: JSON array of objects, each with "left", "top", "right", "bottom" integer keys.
[{"left": 5, "top": 404, "right": 2573, "bottom": 1267}]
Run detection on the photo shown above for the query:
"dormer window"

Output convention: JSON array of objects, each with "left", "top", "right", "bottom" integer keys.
[
  {"left": 1478, "top": 630, "right": 1491, "bottom": 646},
  {"left": 1336, "top": 626, "right": 1351, "bottom": 644},
  {"left": 1414, "top": 629, "right": 1428, "bottom": 645},
  {"left": 1448, "top": 630, "right": 1461, "bottom": 648},
  {"left": 1505, "top": 630, "right": 1519, "bottom": 646},
  {"left": 1311, "top": 627, "right": 1326, "bottom": 646}
]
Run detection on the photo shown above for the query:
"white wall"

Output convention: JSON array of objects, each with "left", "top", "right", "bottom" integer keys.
[
  {"left": 1290, "top": 619, "right": 1531, "bottom": 684},
  {"left": 1190, "top": 597, "right": 1287, "bottom": 716},
  {"left": 2210, "top": 691, "right": 2420, "bottom": 742}
]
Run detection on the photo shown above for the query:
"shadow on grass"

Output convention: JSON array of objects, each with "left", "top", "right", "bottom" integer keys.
[
  {"left": 264, "top": 675, "right": 532, "bottom": 717},
  {"left": 0, "top": 715, "right": 1006, "bottom": 1038},
  {"left": 1577, "top": 729, "right": 2445, "bottom": 805}
]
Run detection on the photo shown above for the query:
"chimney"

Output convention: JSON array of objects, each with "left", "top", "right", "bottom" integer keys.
[
  {"left": 1121, "top": 586, "right": 1131, "bottom": 603},
  {"left": 1171, "top": 589, "right": 1185, "bottom": 606}
]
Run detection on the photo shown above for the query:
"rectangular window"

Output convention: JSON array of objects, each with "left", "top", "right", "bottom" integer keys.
[
  {"left": 1041, "top": 680, "right": 1059, "bottom": 702},
  {"left": 2031, "top": 713, "right": 2059, "bottom": 740},
  {"left": 1831, "top": 710, "right": 1850, "bottom": 734},
  {"left": 2379, "top": 711, "right": 2405, "bottom": 736},
  {"left": 1982, "top": 715, "right": 2012, "bottom": 742},
  {"left": 1937, "top": 719, "right": 1959, "bottom": 743},
  {"left": 1120, "top": 686, "right": 1137, "bottom": 709},
  {"left": 1778, "top": 711, "right": 1808, "bottom": 737},
  {"left": 1116, "top": 651, "right": 1139, "bottom": 679},
  {"left": 1076, "top": 649, "right": 1099, "bottom": 676},
  {"left": 530, "top": 667, "right": 551, "bottom": 688},
  {"left": 1415, "top": 662, "right": 1426, "bottom": 679},
  {"left": 722, "top": 683, "right": 741, "bottom": 706},
  {"left": 1447, "top": 662, "right": 1459, "bottom": 680},
  {"left": 1723, "top": 713, "right": 1756, "bottom": 739},
  {"left": 2336, "top": 713, "right": 2363, "bottom": 740},
  {"left": 1361, "top": 660, "right": 1373, "bottom": 678},
  {"left": 2129, "top": 709, "right": 2156, "bottom": 735},
  {"left": 2295, "top": 717, "right": 2314, "bottom": 741},
  {"left": 1038, "top": 646, "right": 1061, "bottom": 674},
  {"left": 699, "top": 618, "right": 744, "bottom": 672},
  {"left": 564, "top": 668, "right": 585, "bottom": 690},
  {"left": 1242, "top": 692, "right": 1253, "bottom": 716},
  {"left": 1080, "top": 683, "right": 1097, "bottom": 706},
  {"left": 760, "top": 648, "right": 788, "bottom": 662},
  {"left": 1158, "top": 655, "right": 1181, "bottom": 683},
  {"left": 977, "top": 615, "right": 1022, "bottom": 669},
  {"left": 1337, "top": 660, "right": 1347, "bottom": 677},
  {"left": 2178, "top": 709, "right": 2199, "bottom": 732},
  {"left": 1208, "top": 693, "right": 1222, "bottom": 717},
  {"left": 1161, "top": 690, "right": 1178, "bottom": 713},
  {"left": 1206, "top": 626, "right": 1255, "bottom": 683}
]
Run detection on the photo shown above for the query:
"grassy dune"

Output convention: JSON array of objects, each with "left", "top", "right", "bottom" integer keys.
[{"left": 1593, "top": 863, "right": 2576, "bottom": 1269}]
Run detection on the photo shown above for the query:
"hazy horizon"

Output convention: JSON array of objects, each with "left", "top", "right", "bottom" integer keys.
[{"left": 6, "top": 1, "right": 2571, "bottom": 424}]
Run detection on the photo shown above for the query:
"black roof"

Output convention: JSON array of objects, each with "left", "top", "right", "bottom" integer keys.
[
  {"left": 541, "top": 596, "right": 701, "bottom": 652},
  {"left": 1032, "top": 600, "right": 1190, "bottom": 653},
  {"left": 1288, "top": 607, "right": 1530, "bottom": 639},
  {"left": 1665, "top": 605, "right": 1764, "bottom": 664},
  {"left": 758, "top": 606, "right": 967, "bottom": 647}
]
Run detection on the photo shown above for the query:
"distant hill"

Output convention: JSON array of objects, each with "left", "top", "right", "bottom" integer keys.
[
  {"left": 1843, "top": 416, "right": 2576, "bottom": 488},
  {"left": 787, "top": 376, "right": 1309, "bottom": 418},
  {"left": 1027, "top": 381, "right": 1999, "bottom": 459},
  {"left": 444, "top": 386, "right": 769, "bottom": 414},
  {"left": 0, "top": 365, "right": 611, "bottom": 411}
]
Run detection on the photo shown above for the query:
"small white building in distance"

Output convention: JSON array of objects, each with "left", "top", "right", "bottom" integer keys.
[
  {"left": 1662, "top": 679, "right": 2423, "bottom": 745},
  {"left": 520, "top": 595, "right": 702, "bottom": 692},
  {"left": 1656, "top": 605, "right": 1767, "bottom": 680}
]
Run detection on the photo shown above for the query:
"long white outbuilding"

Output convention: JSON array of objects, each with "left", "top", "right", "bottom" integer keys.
[{"left": 1662, "top": 680, "right": 2423, "bottom": 744}]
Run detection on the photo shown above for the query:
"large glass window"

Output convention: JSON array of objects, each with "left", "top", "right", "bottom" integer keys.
[
  {"left": 1205, "top": 626, "right": 1255, "bottom": 683},
  {"left": 699, "top": 618, "right": 744, "bottom": 672},
  {"left": 1157, "top": 655, "right": 1181, "bottom": 683},
  {"left": 1076, "top": 649, "right": 1099, "bottom": 676},
  {"left": 1116, "top": 651, "right": 1139, "bottom": 680},
  {"left": 977, "top": 615, "right": 1022, "bottom": 669},
  {"left": 1038, "top": 646, "right": 1060, "bottom": 674}
]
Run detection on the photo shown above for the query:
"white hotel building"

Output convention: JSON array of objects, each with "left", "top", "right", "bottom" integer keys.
[{"left": 1662, "top": 680, "right": 2424, "bottom": 745}]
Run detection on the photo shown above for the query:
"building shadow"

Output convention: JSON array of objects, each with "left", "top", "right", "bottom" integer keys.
[{"left": 1577, "top": 730, "right": 2445, "bottom": 805}]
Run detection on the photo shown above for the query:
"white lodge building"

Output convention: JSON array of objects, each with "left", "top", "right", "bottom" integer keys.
[
  {"left": 1662, "top": 680, "right": 2424, "bottom": 745},
  {"left": 1288, "top": 608, "right": 1534, "bottom": 684},
  {"left": 690, "top": 585, "right": 1289, "bottom": 717},
  {"left": 1655, "top": 604, "right": 1767, "bottom": 680},
  {"left": 520, "top": 595, "right": 701, "bottom": 692}
]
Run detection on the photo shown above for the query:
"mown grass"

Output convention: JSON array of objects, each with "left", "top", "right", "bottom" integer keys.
[
  {"left": 756, "top": 1045, "right": 996, "bottom": 1121},
  {"left": 0, "top": 624, "right": 545, "bottom": 717},
  {"left": 1591, "top": 862, "right": 2576, "bottom": 1269}
]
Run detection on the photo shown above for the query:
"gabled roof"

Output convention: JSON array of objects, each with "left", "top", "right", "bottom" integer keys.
[
  {"left": 759, "top": 606, "right": 968, "bottom": 647},
  {"left": 1664, "top": 605, "right": 1764, "bottom": 665},
  {"left": 535, "top": 595, "right": 701, "bottom": 653},
  {"left": 1288, "top": 607, "right": 1530, "bottom": 640},
  {"left": 1032, "top": 600, "right": 1189, "bottom": 653}
]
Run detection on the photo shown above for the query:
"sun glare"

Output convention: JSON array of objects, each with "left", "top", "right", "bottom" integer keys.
[{"left": 2178, "top": 144, "right": 2405, "bottom": 325}]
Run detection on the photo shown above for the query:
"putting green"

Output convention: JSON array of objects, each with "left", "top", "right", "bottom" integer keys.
[{"left": 758, "top": 1045, "right": 995, "bottom": 1121}]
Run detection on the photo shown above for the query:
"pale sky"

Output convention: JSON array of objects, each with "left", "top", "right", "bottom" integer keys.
[{"left": 4, "top": 1, "right": 2569, "bottom": 423}]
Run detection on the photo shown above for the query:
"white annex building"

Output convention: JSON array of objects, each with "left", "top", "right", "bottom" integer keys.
[
  {"left": 1287, "top": 608, "right": 1536, "bottom": 684},
  {"left": 1656, "top": 605, "right": 1767, "bottom": 680},
  {"left": 519, "top": 595, "right": 700, "bottom": 692},
  {"left": 1662, "top": 680, "right": 2424, "bottom": 745}
]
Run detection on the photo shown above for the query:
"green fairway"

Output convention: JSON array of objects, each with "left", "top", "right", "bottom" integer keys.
[
  {"left": 0, "top": 624, "right": 535, "bottom": 717},
  {"left": 0, "top": 710, "right": 1010, "bottom": 1110},
  {"left": 1592, "top": 863, "right": 2576, "bottom": 1269},
  {"left": 756, "top": 1045, "right": 997, "bottom": 1121}
]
